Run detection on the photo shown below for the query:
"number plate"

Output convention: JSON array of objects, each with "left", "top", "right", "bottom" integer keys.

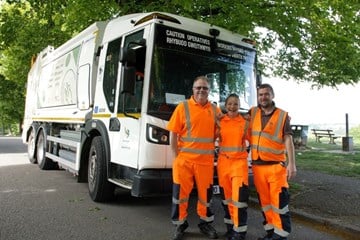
[{"left": 212, "top": 185, "right": 220, "bottom": 194}]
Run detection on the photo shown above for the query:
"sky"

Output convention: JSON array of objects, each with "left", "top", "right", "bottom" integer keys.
[{"left": 263, "top": 77, "right": 360, "bottom": 127}]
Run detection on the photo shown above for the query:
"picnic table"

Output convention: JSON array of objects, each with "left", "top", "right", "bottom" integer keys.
[{"left": 311, "top": 129, "right": 339, "bottom": 144}]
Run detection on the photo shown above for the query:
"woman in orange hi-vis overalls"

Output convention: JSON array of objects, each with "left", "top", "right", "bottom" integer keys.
[
  {"left": 217, "top": 94, "right": 251, "bottom": 240},
  {"left": 167, "top": 76, "right": 221, "bottom": 240},
  {"left": 250, "top": 83, "right": 297, "bottom": 240}
]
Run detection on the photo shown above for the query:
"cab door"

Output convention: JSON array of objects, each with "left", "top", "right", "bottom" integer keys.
[{"left": 107, "top": 30, "right": 146, "bottom": 169}]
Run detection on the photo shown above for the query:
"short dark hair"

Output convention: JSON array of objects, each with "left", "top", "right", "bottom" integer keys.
[
  {"left": 225, "top": 93, "right": 239, "bottom": 105},
  {"left": 258, "top": 83, "right": 274, "bottom": 96}
]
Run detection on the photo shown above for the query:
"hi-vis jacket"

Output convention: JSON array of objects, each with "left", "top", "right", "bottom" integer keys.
[
  {"left": 218, "top": 115, "right": 250, "bottom": 160},
  {"left": 250, "top": 107, "right": 287, "bottom": 161},
  {"left": 167, "top": 96, "right": 219, "bottom": 165}
]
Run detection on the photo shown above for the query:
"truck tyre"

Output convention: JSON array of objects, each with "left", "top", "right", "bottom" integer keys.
[
  {"left": 37, "top": 129, "right": 57, "bottom": 170},
  {"left": 88, "top": 136, "right": 114, "bottom": 202},
  {"left": 28, "top": 129, "right": 37, "bottom": 164}
]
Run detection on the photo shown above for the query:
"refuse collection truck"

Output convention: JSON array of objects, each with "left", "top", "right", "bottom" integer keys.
[{"left": 22, "top": 12, "right": 261, "bottom": 202}]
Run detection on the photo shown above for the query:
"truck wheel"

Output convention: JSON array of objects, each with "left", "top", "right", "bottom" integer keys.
[
  {"left": 36, "top": 129, "right": 57, "bottom": 170},
  {"left": 27, "top": 129, "right": 37, "bottom": 164},
  {"left": 88, "top": 136, "right": 114, "bottom": 202}
]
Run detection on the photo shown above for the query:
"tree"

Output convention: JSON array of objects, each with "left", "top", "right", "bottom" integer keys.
[
  {"left": 0, "top": 0, "right": 120, "bottom": 126},
  {"left": 0, "top": 0, "right": 359, "bottom": 126}
]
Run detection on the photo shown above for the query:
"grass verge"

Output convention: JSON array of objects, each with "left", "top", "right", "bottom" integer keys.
[{"left": 295, "top": 139, "right": 360, "bottom": 178}]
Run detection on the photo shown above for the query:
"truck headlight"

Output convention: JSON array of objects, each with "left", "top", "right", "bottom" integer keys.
[{"left": 146, "top": 124, "right": 169, "bottom": 145}]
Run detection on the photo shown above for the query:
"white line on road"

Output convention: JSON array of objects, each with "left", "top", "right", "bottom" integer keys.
[{"left": 0, "top": 153, "right": 29, "bottom": 167}]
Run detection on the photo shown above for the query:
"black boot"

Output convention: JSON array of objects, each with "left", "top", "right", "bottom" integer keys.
[
  {"left": 225, "top": 224, "right": 233, "bottom": 238},
  {"left": 228, "top": 230, "right": 246, "bottom": 240},
  {"left": 198, "top": 221, "right": 218, "bottom": 239},
  {"left": 257, "top": 229, "right": 274, "bottom": 240},
  {"left": 272, "top": 233, "right": 287, "bottom": 240},
  {"left": 172, "top": 221, "right": 189, "bottom": 240}
]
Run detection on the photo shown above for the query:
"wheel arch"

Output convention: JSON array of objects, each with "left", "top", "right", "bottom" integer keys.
[
  {"left": 25, "top": 122, "right": 40, "bottom": 143},
  {"left": 78, "top": 119, "right": 111, "bottom": 182},
  {"left": 25, "top": 122, "right": 41, "bottom": 163}
]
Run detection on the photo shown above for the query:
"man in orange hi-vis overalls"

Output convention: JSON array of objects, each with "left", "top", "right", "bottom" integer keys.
[
  {"left": 217, "top": 94, "right": 251, "bottom": 240},
  {"left": 167, "top": 76, "right": 220, "bottom": 240},
  {"left": 249, "top": 83, "right": 297, "bottom": 240}
]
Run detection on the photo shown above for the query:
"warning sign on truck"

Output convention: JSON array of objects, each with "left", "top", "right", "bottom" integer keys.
[{"left": 155, "top": 24, "right": 248, "bottom": 61}]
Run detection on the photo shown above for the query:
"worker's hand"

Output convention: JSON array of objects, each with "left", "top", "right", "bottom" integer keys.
[
  {"left": 216, "top": 111, "right": 224, "bottom": 120},
  {"left": 286, "top": 163, "right": 297, "bottom": 180},
  {"left": 242, "top": 113, "right": 251, "bottom": 121}
]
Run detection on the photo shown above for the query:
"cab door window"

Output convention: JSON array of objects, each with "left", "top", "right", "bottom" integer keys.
[
  {"left": 118, "top": 30, "right": 145, "bottom": 113},
  {"left": 103, "top": 37, "right": 122, "bottom": 112}
]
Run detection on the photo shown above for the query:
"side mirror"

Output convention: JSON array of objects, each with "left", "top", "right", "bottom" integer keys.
[
  {"left": 120, "top": 47, "right": 136, "bottom": 65},
  {"left": 256, "top": 70, "right": 262, "bottom": 87},
  {"left": 121, "top": 66, "right": 136, "bottom": 95}
]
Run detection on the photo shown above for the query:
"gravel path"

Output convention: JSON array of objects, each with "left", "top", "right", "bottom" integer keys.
[{"left": 290, "top": 169, "right": 360, "bottom": 232}]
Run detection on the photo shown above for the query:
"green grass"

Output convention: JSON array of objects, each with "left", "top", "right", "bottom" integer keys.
[
  {"left": 288, "top": 138, "right": 360, "bottom": 196},
  {"left": 294, "top": 139, "right": 360, "bottom": 178}
]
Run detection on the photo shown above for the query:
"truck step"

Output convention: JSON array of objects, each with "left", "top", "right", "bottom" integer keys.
[{"left": 108, "top": 178, "right": 133, "bottom": 189}]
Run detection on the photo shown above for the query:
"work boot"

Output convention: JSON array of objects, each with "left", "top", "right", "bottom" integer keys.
[
  {"left": 172, "top": 221, "right": 189, "bottom": 240},
  {"left": 224, "top": 224, "right": 233, "bottom": 238},
  {"left": 227, "top": 230, "right": 246, "bottom": 240},
  {"left": 198, "top": 221, "right": 218, "bottom": 239},
  {"left": 257, "top": 230, "right": 274, "bottom": 240},
  {"left": 272, "top": 233, "right": 287, "bottom": 240}
]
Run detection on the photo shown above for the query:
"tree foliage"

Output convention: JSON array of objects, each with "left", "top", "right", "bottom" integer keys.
[{"left": 0, "top": 0, "right": 359, "bottom": 126}]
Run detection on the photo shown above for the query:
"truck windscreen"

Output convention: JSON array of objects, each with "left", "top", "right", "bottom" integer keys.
[{"left": 148, "top": 24, "right": 256, "bottom": 120}]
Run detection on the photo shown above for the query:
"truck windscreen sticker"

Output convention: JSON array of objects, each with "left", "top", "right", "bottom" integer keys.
[
  {"left": 155, "top": 24, "right": 248, "bottom": 61},
  {"left": 165, "top": 29, "right": 211, "bottom": 52}
]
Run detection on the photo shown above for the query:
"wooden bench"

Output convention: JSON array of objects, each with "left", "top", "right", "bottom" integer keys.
[{"left": 311, "top": 129, "right": 340, "bottom": 144}]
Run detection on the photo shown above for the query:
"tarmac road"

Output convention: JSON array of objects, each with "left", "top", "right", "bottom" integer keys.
[{"left": 0, "top": 137, "right": 353, "bottom": 239}]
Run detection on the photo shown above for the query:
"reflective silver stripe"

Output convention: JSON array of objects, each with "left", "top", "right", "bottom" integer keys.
[
  {"left": 222, "top": 198, "right": 232, "bottom": 205},
  {"left": 179, "top": 148, "right": 214, "bottom": 154},
  {"left": 183, "top": 101, "right": 192, "bottom": 138},
  {"left": 172, "top": 196, "right": 189, "bottom": 204},
  {"left": 212, "top": 104, "right": 219, "bottom": 128},
  {"left": 251, "top": 145, "right": 285, "bottom": 155},
  {"left": 180, "top": 136, "right": 214, "bottom": 143},
  {"left": 258, "top": 132, "right": 283, "bottom": 143},
  {"left": 200, "top": 215, "right": 215, "bottom": 222},
  {"left": 264, "top": 223, "right": 274, "bottom": 231},
  {"left": 182, "top": 100, "right": 216, "bottom": 145},
  {"left": 232, "top": 200, "right": 248, "bottom": 208},
  {"left": 219, "top": 120, "right": 248, "bottom": 153},
  {"left": 219, "top": 146, "right": 247, "bottom": 152},
  {"left": 252, "top": 130, "right": 261, "bottom": 136},
  {"left": 252, "top": 129, "right": 282, "bottom": 143},
  {"left": 262, "top": 204, "right": 272, "bottom": 212},
  {"left": 172, "top": 219, "right": 187, "bottom": 225},
  {"left": 224, "top": 218, "right": 233, "bottom": 224},
  {"left": 274, "top": 110, "right": 286, "bottom": 137},
  {"left": 272, "top": 204, "right": 289, "bottom": 215},
  {"left": 198, "top": 197, "right": 211, "bottom": 207},
  {"left": 251, "top": 107, "right": 258, "bottom": 123},
  {"left": 274, "top": 227, "right": 290, "bottom": 237},
  {"left": 251, "top": 108, "right": 286, "bottom": 144},
  {"left": 234, "top": 225, "right": 248, "bottom": 232}
]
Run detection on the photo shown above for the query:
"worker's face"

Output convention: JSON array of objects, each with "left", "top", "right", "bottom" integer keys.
[
  {"left": 225, "top": 97, "right": 240, "bottom": 115},
  {"left": 257, "top": 87, "right": 274, "bottom": 108},
  {"left": 192, "top": 79, "right": 209, "bottom": 105}
]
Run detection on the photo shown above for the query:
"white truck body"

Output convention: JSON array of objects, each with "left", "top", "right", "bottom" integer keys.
[{"left": 22, "top": 12, "right": 259, "bottom": 202}]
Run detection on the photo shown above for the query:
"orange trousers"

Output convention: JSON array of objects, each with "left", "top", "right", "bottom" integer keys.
[
  {"left": 217, "top": 157, "right": 249, "bottom": 232},
  {"left": 171, "top": 157, "right": 214, "bottom": 225},
  {"left": 252, "top": 163, "right": 291, "bottom": 237}
]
